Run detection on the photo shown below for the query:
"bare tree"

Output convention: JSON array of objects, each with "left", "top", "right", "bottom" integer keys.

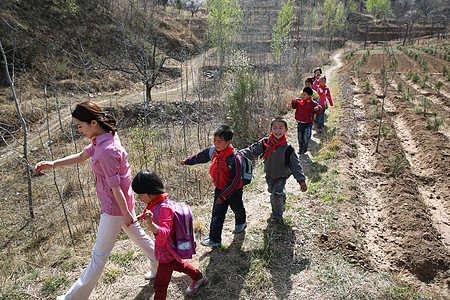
[
  {"left": 103, "top": 15, "right": 168, "bottom": 106},
  {"left": 0, "top": 40, "right": 34, "bottom": 219}
]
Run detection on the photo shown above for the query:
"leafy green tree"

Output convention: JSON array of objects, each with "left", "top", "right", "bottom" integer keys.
[
  {"left": 323, "top": 0, "right": 346, "bottom": 50},
  {"left": 303, "top": 6, "right": 319, "bottom": 53},
  {"left": 206, "top": 0, "right": 243, "bottom": 66},
  {"left": 366, "top": 0, "right": 391, "bottom": 18},
  {"left": 271, "top": 0, "right": 294, "bottom": 63}
]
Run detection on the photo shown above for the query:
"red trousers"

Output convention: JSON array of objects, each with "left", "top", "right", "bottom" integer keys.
[{"left": 153, "top": 259, "right": 202, "bottom": 300}]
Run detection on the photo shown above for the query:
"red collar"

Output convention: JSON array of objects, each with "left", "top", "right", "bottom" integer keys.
[
  {"left": 215, "top": 145, "right": 235, "bottom": 158},
  {"left": 263, "top": 134, "right": 287, "bottom": 159},
  {"left": 296, "top": 97, "right": 312, "bottom": 105},
  {"left": 141, "top": 193, "right": 169, "bottom": 221}
]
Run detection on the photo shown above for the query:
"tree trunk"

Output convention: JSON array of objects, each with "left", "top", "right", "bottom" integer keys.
[
  {"left": 0, "top": 41, "right": 34, "bottom": 219},
  {"left": 402, "top": 22, "right": 409, "bottom": 46}
]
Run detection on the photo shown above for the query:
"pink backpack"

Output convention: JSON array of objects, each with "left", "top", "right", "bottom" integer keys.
[{"left": 154, "top": 200, "right": 196, "bottom": 259}]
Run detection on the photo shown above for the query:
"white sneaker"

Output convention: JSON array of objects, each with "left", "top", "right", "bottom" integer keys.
[{"left": 144, "top": 270, "right": 157, "bottom": 280}]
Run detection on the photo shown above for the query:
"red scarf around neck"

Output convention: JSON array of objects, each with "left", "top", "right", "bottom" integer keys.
[
  {"left": 318, "top": 84, "right": 327, "bottom": 95},
  {"left": 263, "top": 133, "right": 287, "bottom": 159},
  {"left": 296, "top": 96, "right": 312, "bottom": 106},
  {"left": 142, "top": 193, "right": 169, "bottom": 220}
]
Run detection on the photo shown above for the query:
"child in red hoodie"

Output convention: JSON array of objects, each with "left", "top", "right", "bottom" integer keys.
[
  {"left": 291, "top": 87, "right": 322, "bottom": 154},
  {"left": 133, "top": 170, "right": 207, "bottom": 299}
]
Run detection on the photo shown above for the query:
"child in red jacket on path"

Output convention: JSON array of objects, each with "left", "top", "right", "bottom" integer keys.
[
  {"left": 292, "top": 87, "right": 322, "bottom": 154},
  {"left": 133, "top": 170, "right": 207, "bottom": 299},
  {"left": 315, "top": 75, "right": 334, "bottom": 132}
]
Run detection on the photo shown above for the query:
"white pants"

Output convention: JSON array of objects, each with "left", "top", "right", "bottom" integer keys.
[{"left": 59, "top": 213, "right": 158, "bottom": 300}]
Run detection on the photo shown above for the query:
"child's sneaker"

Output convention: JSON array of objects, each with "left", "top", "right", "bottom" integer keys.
[
  {"left": 186, "top": 273, "right": 207, "bottom": 295},
  {"left": 232, "top": 222, "right": 247, "bottom": 234},
  {"left": 200, "top": 237, "right": 221, "bottom": 248}
]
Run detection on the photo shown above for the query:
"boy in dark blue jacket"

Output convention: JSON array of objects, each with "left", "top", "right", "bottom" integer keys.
[
  {"left": 181, "top": 125, "right": 247, "bottom": 247},
  {"left": 239, "top": 118, "right": 307, "bottom": 224}
]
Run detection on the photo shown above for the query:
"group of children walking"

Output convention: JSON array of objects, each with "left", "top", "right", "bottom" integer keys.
[
  {"left": 34, "top": 67, "right": 332, "bottom": 300},
  {"left": 294, "top": 68, "right": 334, "bottom": 154}
]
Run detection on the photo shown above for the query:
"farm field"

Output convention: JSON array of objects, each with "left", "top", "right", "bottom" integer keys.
[{"left": 335, "top": 44, "right": 450, "bottom": 295}]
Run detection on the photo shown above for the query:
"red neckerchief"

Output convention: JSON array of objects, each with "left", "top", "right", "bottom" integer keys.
[
  {"left": 317, "top": 84, "right": 327, "bottom": 95},
  {"left": 263, "top": 133, "right": 287, "bottom": 159},
  {"left": 296, "top": 96, "right": 312, "bottom": 106},
  {"left": 142, "top": 193, "right": 169, "bottom": 220},
  {"left": 215, "top": 144, "right": 235, "bottom": 159}
]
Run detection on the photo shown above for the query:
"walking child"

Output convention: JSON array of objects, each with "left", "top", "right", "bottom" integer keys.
[
  {"left": 181, "top": 125, "right": 247, "bottom": 248},
  {"left": 239, "top": 118, "right": 307, "bottom": 224},
  {"left": 292, "top": 87, "right": 322, "bottom": 154},
  {"left": 132, "top": 170, "right": 207, "bottom": 299},
  {"left": 301, "top": 77, "right": 319, "bottom": 102},
  {"left": 35, "top": 101, "right": 158, "bottom": 300},
  {"left": 316, "top": 75, "right": 334, "bottom": 132},
  {"left": 312, "top": 67, "right": 322, "bottom": 90}
]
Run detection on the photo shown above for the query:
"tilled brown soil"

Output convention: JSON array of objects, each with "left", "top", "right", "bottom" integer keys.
[{"left": 328, "top": 49, "right": 450, "bottom": 296}]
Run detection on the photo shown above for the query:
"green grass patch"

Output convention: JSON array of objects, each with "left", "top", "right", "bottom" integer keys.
[
  {"left": 41, "top": 275, "right": 69, "bottom": 295},
  {"left": 103, "top": 266, "right": 121, "bottom": 283},
  {"left": 109, "top": 250, "right": 138, "bottom": 267}
]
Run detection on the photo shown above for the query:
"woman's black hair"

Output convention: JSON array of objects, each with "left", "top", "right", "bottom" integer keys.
[
  {"left": 132, "top": 170, "right": 165, "bottom": 195},
  {"left": 72, "top": 101, "right": 117, "bottom": 134}
]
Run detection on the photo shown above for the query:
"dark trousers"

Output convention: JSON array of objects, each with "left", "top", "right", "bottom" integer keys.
[
  {"left": 316, "top": 109, "right": 326, "bottom": 129},
  {"left": 210, "top": 188, "right": 246, "bottom": 243},
  {"left": 297, "top": 122, "right": 313, "bottom": 153},
  {"left": 154, "top": 259, "right": 202, "bottom": 300},
  {"left": 266, "top": 176, "right": 287, "bottom": 218}
]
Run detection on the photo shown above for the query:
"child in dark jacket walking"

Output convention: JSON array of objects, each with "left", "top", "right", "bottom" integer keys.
[
  {"left": 133, "top": 170, "right": 207, "bottom": 299},
  {"left": 239, "top": 118, "right": 307, "bottom": 224},
  {"left": 181, "top": 125, "right": 247, "bottom": 248},
  {"left": 292, "top": 87, "right": 322, "bottom": 154}
]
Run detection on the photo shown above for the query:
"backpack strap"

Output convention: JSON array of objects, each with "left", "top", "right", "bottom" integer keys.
[
  {"left": 209, "top": 146, "right": 215, "bottom": 160},
  {"left": 153, "top": 200, "right": 176, "bottom": 249}
]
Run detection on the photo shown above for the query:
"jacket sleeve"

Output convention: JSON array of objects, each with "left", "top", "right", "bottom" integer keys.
[
  {"left": 291, "top": 98, "right": 298, "bottom": 109},
  {"left": 183, "top": 146, "right": 212, "bottom": 165},
  {"left": 219, "top": 154, "right": 242, "bottom": 200},
  {"left": 288, "top": 149, "right": 306, "bottom": 183},
  {"left": 314, "top": 101, "right": 323, "bottom": 115},
  {"left": 239, "top": 139, "right": 265, "bottom": 160},
  {"left": 326, "top": 88, "right": 333, "bottom": 106}
]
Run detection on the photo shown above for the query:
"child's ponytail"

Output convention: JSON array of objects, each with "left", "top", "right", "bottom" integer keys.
[{"left": 72, "top": 101, "right": 117, "bottom": 134}]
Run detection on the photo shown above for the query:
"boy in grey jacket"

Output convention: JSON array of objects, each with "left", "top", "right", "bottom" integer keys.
[{"left": 239, "top": 118, "right": 307, "bottom": 223}]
